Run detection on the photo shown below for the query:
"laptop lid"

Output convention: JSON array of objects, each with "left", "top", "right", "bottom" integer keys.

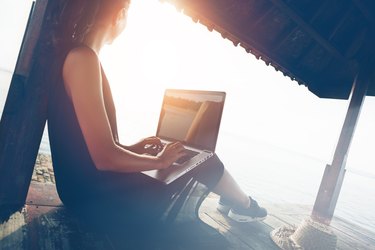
[{"left": 156, "top": 89, "right": 226, "bottom": 152}]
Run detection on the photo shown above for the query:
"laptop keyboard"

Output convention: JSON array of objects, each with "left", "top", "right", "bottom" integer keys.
[{"left": 175, "top": 149, "right": 199, "bottom": 165}]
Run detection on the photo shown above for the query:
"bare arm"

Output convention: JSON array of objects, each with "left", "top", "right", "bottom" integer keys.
[
  {"left": 63, "top": 47, "right": 185, "bottom": 172},
  {"left": 117, "top": 136, "right": 163, "bottom": 155}
]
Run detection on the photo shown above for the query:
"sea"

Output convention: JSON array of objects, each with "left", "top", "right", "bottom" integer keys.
[{"left": 1, "top": 69, "right": 374, "bottom": 234}]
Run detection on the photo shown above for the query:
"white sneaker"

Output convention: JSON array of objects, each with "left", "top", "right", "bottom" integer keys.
[
  {"left": 228, "top": 197, "right": 267, "bottom": 223},
  {"left": 217, "top": 197, "right": 231, "bottom": 214}
]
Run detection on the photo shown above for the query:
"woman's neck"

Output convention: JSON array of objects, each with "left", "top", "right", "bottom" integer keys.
[{"left": 82, "top": 26, "right": 111, "bottom": 55}]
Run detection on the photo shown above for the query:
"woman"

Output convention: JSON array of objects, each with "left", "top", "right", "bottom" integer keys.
[{"left": 48, "top": 0, "right": 266, "bottom": 232}]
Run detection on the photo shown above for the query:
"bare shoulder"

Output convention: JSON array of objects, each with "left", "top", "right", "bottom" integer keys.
[
  {"left": 63, "top": 46, "right": 102, "bottom": 96},
  {"left": 64, "top": 46, "right": 99, "bottom": 70}
]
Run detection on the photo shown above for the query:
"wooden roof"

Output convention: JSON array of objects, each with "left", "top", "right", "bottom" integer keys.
[{"left": 163, "top": 0, "right": 375, "bottom": 99}]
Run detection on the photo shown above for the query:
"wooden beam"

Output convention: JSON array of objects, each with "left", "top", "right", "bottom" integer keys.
[
  {"left": 269, "top": 0, "right": 346, "bottom": 62},
  {"left": 15, "top": 1, "right": 42, "bottom": 78},
  {"left": 311, "top": 64, "right": 372, "bottom": 224},
  {"left": 328, "top": 7, "right": 352, "bottom": 42},
  {"left": 0, "top": 0, "right": 50, "bottom": 222},
  {"left": 352, "top": 0, "right": 375, "bottom": 26}
]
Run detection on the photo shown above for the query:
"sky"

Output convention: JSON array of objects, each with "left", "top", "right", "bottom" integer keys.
[{"left": 1, "top": 0, "right": 375, "bottom": 178}]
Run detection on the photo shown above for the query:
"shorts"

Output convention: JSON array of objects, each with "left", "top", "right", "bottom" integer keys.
[{"left": 63, "top": 154, "right": 224, "bottom": 230}]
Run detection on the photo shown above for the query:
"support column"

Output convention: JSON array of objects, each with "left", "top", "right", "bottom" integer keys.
[
  {"left": 0, "top": 0, "right": 50, "bottom": 222},
  {"left": 311, "top": 65, "right": 371, "bottom": 224}
]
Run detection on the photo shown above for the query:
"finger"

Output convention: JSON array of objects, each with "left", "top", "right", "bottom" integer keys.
[
  {"left": 175, "top": 143, "right": 186, "bottom": 152},
  {"left": 145, "top": 148, "right": 159, "bottom": 156},
  {"left": 164, "top": 142, "right": 175, "bottom": 149},
  {"left": 175, "top": 150, "right": 188, "bottom": 161},
  {"left": 168, "top": 143, "right": 183, "bottom": 152},
  {"left": 146, "top": 137, "right": 162, "bottom": 146},
  {"left": 178, "top": 147, "right": 188, "bottom": 155},
  {"left": 171, "top": 145, "right": 187, "bottom": 156},
  {"left": 147, "top": 144, "right": 163, "bottom": 153},
  {"left": 170, "top": 141, "right": 183, "bottom": 148}
]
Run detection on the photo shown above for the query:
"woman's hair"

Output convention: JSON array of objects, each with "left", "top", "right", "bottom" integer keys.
[{"left": 52, "top": 0, "right": 130, "bottom": 45}]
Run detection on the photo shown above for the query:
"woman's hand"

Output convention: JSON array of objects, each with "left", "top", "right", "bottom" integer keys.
[
  {"left": 131, "top": 136, "right": 163, "bottom": 155},
  {"left": 157, "top": 141, "right": 187, "bottom": 169},
  {"left": 129, "top": 138, "right": 187, "bottom": 170}
]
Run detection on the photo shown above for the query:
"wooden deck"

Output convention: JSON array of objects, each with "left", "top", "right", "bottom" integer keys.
[
  {"left": 1, "top": 181, "right": 374, "bottom": 249},
  {"left": 200, "top": 194, "right": 375, "bottom": 250}
]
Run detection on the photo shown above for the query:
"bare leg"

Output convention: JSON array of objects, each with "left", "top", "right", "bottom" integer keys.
[{"left": 212, "top": 168, "right": 250, "bottom": 209}]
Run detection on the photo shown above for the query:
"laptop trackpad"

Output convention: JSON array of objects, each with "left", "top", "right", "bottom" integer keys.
[{"left": 175, "top": 149, "right": 199, "bottom": 165}]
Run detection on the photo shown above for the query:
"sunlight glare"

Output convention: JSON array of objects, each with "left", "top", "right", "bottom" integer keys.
[
  {"left": 100, "top": 0, "right": 375, "bottom": 180},
  {"left": 101, "top": 0, "right": 191, "bottom": 143},
  {"left": 140, "top": 38, "right": 178, "bottom": 87}
]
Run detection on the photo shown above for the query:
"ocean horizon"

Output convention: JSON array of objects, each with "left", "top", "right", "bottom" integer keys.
[{"left": 1, "top": 69, "right": 374, "bottom": 234}]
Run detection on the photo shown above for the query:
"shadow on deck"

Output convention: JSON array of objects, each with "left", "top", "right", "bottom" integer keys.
[{"left": 1, "top": 180, "right": 374, "bottom": 249}]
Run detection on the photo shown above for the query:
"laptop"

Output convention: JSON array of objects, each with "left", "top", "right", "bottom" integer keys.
[{"left": 143, "top": 89, "right": 226, "bottom": 184}]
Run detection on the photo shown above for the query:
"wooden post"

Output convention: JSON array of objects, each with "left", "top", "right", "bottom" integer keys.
[
  {"left": 0, "top": 0, "right": 51, "bottom": 222},
  {"left": 311, "top": 65, "right": 372, "bottom": 224}
]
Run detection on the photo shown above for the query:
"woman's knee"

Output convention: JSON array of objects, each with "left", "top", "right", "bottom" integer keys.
[{"left": 195, "top": 154, "right": 224, "bottom": 188}]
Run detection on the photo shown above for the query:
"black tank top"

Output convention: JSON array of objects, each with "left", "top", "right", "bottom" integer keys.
[{"left": 47, "top": 45, "right": 120, "bottom": 204}]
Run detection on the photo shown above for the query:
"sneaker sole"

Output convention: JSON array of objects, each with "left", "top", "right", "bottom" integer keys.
[
  {"left": 228, "top": 210, "right": 267, "bottom": 223},
  {"left": 217, "top": 203, "right": 230, "bottom": 215}
]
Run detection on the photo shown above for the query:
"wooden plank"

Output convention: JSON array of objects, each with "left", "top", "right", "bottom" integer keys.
[
  {"left": 107, "top": 216, "right": 231, "bottom": 250},
  {"left": 26, "top": 182, "right": 62, "bottom": 207},
  {"left": 25, "top": 205, "right": 113, "bottom": 250},
  {"left": 203, "top": 211, "right": 280, "bottom": 250},
  {"left": 0, "top": 206, "right": 114, "bottom": 250},
  {"left": 15, "top": 0, "right": 47, "bottom": 78},
  {"left": 264, "top": 203, "right": 375, "bottom": 250},
  {"left": 1, "top": 181, "right": 112, "bottom": 250},
  {"left": 0, "top": 0, "right": 51, "bottom": 221},
  {"left": 199, "top": 195, "right": 256, "bottom": 249},
  {"left": 200, "top": 195, "right": 280, "bottom": 250},
  {"left": 202, "top": 212, "right": 279, "bottom": 250},
  {"left": 263, "top": 203, "right": 375, "bottom": 249},
  {"left": 2, "top": 187, "right": 374, "bottom": 250},
  {"left": 0, "top": 211, "right": 27, "bottom": 249},
  {"left": 331, "top": 217, "right": 375, "bottom": 250},
  {"left": 265, "top": 202, "right": 311, "bottom": 227},
  {"left": 199, "top": 212, "right": 252, "bottom": 250},
  {"left": 200, "top": 194, "right": 311, "bottom": 226},
  {"left": 200, "top": 194, "right": 375, "bottom": 250}
]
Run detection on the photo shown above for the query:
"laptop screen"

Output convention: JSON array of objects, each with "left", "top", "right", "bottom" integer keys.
[{"left": 156, "top": 89, "right": 226, "bottom": 152}]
